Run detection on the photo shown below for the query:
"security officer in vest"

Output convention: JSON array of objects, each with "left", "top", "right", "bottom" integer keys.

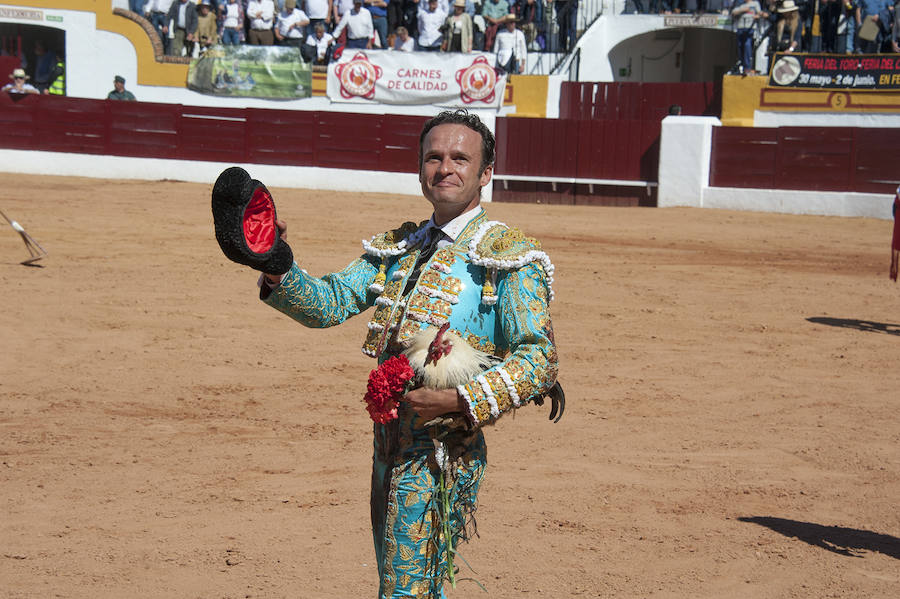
[{"left": 48, "top": 60, "right": 65, "bottom": 95}]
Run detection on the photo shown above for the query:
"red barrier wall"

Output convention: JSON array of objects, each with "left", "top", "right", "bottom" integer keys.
[
  {"left": 494, "top": 81, "right": 722, "bottom": 206},
  {"left": 7, "top": 90, "right": 892, "bottom": 206},
  {"left": 0, "top": 94, "right": 428, "bottom": 175},
  {"left": 0, "top": 92, "right": 663, "bottom": 206},
  {"left": 710, "top": 126, "right": 900, "bottom": 194},
  {"left": 559, "top": 81, "right": 723, "bottom": 120},
  {"left": 492, "top": 116, "right": 659, "bottom": 206}
]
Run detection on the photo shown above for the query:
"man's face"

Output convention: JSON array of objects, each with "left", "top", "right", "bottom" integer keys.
[
  {"left": 419, "top": 124, "right": 492, "bottom": 218},
  {"left": 428, "top": 0, "right": 438, "bottom": 10},
  {"left": 114, "top": 80, "right": 124, "bottom": 92}
]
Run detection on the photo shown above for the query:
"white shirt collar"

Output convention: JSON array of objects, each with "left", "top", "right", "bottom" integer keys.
[
  {"left": 408, "top": 205, "right": 482, "bottom": 249},
  {"left": 430, "top": 205, "right": 482, "bottom": 242}
]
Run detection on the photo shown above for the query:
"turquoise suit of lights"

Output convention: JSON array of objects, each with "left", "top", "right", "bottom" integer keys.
[{"left": 262, "top": 209, "right": 558, "bottom": 598}]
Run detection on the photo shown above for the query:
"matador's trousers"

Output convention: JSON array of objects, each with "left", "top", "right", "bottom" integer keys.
[{"left": 370, "top": 407, "right": 486, "bottom": 599}]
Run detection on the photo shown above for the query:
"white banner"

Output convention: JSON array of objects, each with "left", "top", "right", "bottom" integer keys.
[{"left": 326, "top": 51, "right": 507, "bottom": 108}]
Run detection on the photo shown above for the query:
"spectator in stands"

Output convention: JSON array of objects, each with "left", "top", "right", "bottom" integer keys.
[
  {"left": 146, "top": 0, "right": 175, "bottom": 55},
  {"left": 275, "top": 0, "right": 310, "bottom": 45},
  {"left": 197, "top": 0, "right": 220, "bottom": 51},
  {"left": 796, "top": 0, "right": 814, "bottom": 50},
  {"left": 668, "top": 104, "right": 682, "bottom": 115},
  {"left": 494, "top": 13, "right": 526, "bottom": 73},
  {"left": 401, "top": 0, "right": 421, "bottom": 38},
  {"left": 32, "top": 41, "right": 57, "bottom": 93},
  {"left": 893, "top": 0, "right": 900, "bottom": 51},
  {"left": 2, "top": 68, "right": 39, "bottom": 95},
  {"left": 302, "top": 22, "right": 335, "bottom": 61},
  {"left": 366, "top": 0, "right": 391, "bottom": 48},
  {"left": 472, "top": 0, "right": 486, "bottom": 50},
  {"left": 393, "top": 25, "right": 416, "bottom": 49},
  {"left": 554, "top": 0, "right": 578, "bottom": 52},
  {"left": 774, "top": 0, "right": 800, "bottom": 51},
  {"left": 442, "top": 0, "right": 474, "bottom": 51},
  {"left": 860, "top": 0, "right": 895, "bottom": 52},
  {"left": 387, "top": 0, "right": 403, "bottom": 37},
  {"left": 247, "top": 0, "right": 276, "bottom": 44},
  {"left": 213, "top": 0, "right": 227, "bottom": 37},
  {"left": 221, "top": 0, "right": 245, "bottom": 45},
  {"left": 733, "top": 0, "right": 764, "bottom": 73},
  {"left": 307, "top": 0, "right": 335, "bottom": 34},
  {"left": 333, "top": 0, "right": 356, "bottom": 24},
  {"left": 164, "top": 0, "right": 199, "bottom": 56},
  {"left": 130, "top": 1, "right": 148, "bottom": 15},
  {"left": 418, "top": 0, "right": 448, "bottom": 49},
  {"left": 840, "top": 0, "right": 858, "bottom": 53},
  {"left": 47, "top": 58, "right": 65, "bottom": 96},
  {"left": 107, "top": 75, "right": 137, "bottom": 101},
  {"left": 819, "top": 0, "right": 845, "bottom": 52},
  {"left": 482, "top": 0, "right": 509, "bottom": 50},
  {"left": 333, "top": 0, "right": 375, "bottom": 48},
  {"left": 515, "top": 0, "right": 537, "bottom": 48}
]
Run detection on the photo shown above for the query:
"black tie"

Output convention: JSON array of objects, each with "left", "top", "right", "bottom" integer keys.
[{"left": 403, "top": 228, "right": 440, "bottom": 296}]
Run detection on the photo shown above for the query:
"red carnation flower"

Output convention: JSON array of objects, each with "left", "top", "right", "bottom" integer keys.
[{"left": 364, "top": 355, "right": 415, "bottom": 423}]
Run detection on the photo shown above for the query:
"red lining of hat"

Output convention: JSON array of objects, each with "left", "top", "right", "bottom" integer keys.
[{"left": 243, "top": 187, "right": 276, "bottom": 254}]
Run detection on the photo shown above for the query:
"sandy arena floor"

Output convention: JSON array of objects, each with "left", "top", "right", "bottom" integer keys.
[{"left": 1, "top": 173, "right": 898, "bottom": 598}]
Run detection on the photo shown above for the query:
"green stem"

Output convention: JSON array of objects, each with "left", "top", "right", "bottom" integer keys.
[{"left": 439, "top": 469, "right": 456, "bottom": 588}]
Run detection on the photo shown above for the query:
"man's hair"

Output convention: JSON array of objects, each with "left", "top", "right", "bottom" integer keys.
[{"left": 418, "top": 109, "right": 496, "bottom": 174}]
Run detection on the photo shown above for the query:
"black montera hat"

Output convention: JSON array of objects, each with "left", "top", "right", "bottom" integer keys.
[{"left": 211, "top": 166, "right": 294, "bottom": 275}]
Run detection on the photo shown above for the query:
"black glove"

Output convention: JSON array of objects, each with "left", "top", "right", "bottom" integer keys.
[{"left": 211, "top": 166, "right": 294, "bottom": 275}]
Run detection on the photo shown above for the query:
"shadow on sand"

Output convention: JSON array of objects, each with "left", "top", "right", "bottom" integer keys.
[
  {"left": 807, "top": 317, "right": 900, "bottom": 337},
  {"left": 739, "top": 516, "right": 900, "bottom": 559}
]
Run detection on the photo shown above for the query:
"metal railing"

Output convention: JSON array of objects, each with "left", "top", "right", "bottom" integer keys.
[{"left": 547, "top": 0, "right": 604, "bottom": 74}]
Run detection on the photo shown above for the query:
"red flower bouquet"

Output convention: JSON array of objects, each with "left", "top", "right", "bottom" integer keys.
[{"left": 363, "top": 355, "right": 416, "bottom": 423}]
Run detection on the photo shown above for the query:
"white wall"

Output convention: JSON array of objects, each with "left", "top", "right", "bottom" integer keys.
[
  {"left": 658, "top": 116, "right": 894, "bottom": 219},
  {"left": 702, "top": 187, "right": 893, "bottom": 219},
  {"left": 658, "top": 115, "right": 718, "bottom": 207},
  {"left": 755, "top": 112, "right": 900, "bottom": 128},
  {"left": 571, "top": 14, "right": 736, "bottom": 82}
]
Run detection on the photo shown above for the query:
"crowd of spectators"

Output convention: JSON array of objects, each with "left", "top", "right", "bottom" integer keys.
[
  {"left": 127, "top": 0, "right": 900, "bottom": 77},
  {"left": 1, "top": 40, "right": 65, "bottom": 96},
  {"left": 725, "top": 0, "right": 900, "bottom": 74},
  {"left": 130, "top": 0, "right": 588, "bottom": 72}
]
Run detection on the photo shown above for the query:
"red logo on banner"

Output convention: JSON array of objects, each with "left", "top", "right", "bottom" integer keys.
[
  {"left": 336, "top": 52, "right": 382, "bottom": 100},
  {"left": 455, "top": 56, "right": 498, "bottom": 104}
]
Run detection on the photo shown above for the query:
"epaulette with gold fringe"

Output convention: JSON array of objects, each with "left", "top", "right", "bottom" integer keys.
[
  {"left": 361, "top": 220, "right": 424, "bottom": 293},
  {"left": 467, "top": 220, "right": 555, "bottom": 305}
]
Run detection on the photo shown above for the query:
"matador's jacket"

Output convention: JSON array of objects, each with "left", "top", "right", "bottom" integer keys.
[{"left": 261, "top": 208, "right": 558, "bottom": 599}]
